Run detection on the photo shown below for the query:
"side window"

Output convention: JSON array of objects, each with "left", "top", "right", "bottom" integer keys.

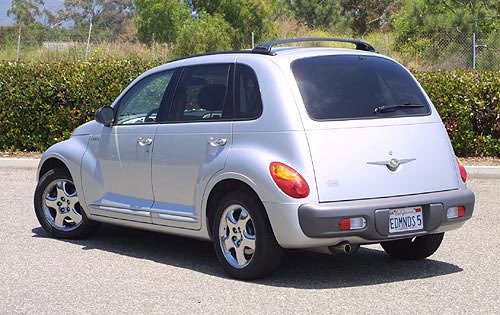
[
  {"left": 169, "top": 64, "right": 231, "bottom": 122},
  {"left": 235, "top": 64, "right": 262, "bottom": 119},
  {"left": 116, "top": 70, "right": 174, "bottom": 125}
]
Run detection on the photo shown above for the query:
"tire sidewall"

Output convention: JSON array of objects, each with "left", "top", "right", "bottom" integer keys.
[
  {"left": 34, "top": 168, "right": 96, "bottom": 239},
  {"left": 212, "top": 191, "right": 282, "bottom": 280}
]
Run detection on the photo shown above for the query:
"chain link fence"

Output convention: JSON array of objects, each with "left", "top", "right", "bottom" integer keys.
[
  {"left": 255, "top": 32, "right": 500, "bottom": 71},
  {"left": 367, "top": 32, "right": 500, "bottom": 71},
  {"left": 2, "top": 26, "right": 500, "bottom": 71}
]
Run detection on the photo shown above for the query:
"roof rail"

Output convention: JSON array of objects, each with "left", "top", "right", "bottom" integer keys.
[{"left": 252, "top": 38, "right": 376, "bottom": 55}]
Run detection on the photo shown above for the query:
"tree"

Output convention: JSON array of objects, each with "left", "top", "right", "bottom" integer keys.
[
  {"left": 7, "top": 0, "right": 45, "bottom": 25},
  {"left": 58, "top": 0, "right": 135, "bottom": 38},
  {"left": 188, "top": 0, "right": 278, "bottom": 48},
  {"left": 392, "top": 0, "right": 500, "bottom": 35},
  {"left": 174, "top": 11, "right": 233, "bottom": 56},
  {"left": 134, "top": 0, "right": 191, "bottom": 44},
  {"left": 340, "top": 0, "right": 400, "bottom": 35},
  {"left": 282, "top": 0, "right": 400, "bottom": 36},
  {"left": 283, "top": 0, "right": 349, "bottom": 31}
]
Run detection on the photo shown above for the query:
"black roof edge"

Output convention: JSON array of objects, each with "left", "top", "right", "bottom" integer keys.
[
  {"left": 164, "top": 38, "right": 376, "bottom": 64},
  {"left": 252, "top": 37, "right": 377, "bottom": 55}
]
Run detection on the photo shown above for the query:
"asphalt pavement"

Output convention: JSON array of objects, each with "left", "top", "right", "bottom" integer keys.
[{"left": 0, "top": 168, "right": 498, "bottom": 314}]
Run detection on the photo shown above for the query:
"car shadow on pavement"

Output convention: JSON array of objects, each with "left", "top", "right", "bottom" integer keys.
[{"left": 32, "top": 224, "right": 462, "bottom": 289}]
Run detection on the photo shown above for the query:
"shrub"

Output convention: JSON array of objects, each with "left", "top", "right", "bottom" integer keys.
[
  {"left": 415, "top": 70, "right": 500, "bottom": 156},
  {"left": 0, "top": 60, "right": 498, "bottom": 157},
  {"left": 0, "top": 59, "right": 159, "bottom": 151}
]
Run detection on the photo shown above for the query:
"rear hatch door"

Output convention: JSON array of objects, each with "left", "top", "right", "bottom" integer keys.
[{"left": 291, "top": 54, "right": 459, "bottom": 202}]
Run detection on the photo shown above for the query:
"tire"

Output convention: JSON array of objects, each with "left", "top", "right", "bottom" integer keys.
[
  {"left": 381, "top": 233, "right": 445, "bottom": 260},
  {"left": 212, "top": 190, "right": 283, "bottom": 280},
  {"left": 34, "top": 168, "right": 99, "bottom": 239}
]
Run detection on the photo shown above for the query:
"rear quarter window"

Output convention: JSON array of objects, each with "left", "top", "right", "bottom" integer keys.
[{"left": 291, "top": 55, "right": 431, "bottom": 120}]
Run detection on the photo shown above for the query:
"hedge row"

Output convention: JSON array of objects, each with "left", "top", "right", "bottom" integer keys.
[
  {"left": 0, "top": 60, "right": 498, "bottom": 156},
  {"left": 414, "top": 71, "right": 499, "bottom": 156},
  {"left": 0, "top": 59, "right": 158, "bottom": 151}
]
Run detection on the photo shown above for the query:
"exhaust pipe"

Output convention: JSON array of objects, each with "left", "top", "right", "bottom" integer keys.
[{"left": 328, "top": 242, "right": 360, "bottom": 255}]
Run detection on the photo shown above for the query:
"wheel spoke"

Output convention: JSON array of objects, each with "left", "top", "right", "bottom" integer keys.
[
  {"left": 54, "top": 212, "right": 66, "bottom": 227},
  {"left": 227, "top": 210, "right": 239, "bottom": 226},
  {"left": 223, "top": 235, "right": 235, "bottom": 252},
  {"left": 241, "top": 232, "right": 256, "bottom": 250},
  {"left": 234, "top": 246, "right": 247, "bottom": 266},
  {"left": 68, "top": 207, "right": 83, "bottom": 225},
  {"left": 237, "top": 210, "right": 250, "bottom": 229},
  {"left": 62, "top": 181, "right": 77, "bottom": 199},
  {"left": 55, "top": 181, "right": 66, "bottom": 200},
  {"left": 44, "top": 197, "right": 58, "bottom": 210}
]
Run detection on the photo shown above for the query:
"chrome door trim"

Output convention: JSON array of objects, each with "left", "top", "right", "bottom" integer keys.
[{"left": 89, "top": 204, "right": 151, "bottom": 217}]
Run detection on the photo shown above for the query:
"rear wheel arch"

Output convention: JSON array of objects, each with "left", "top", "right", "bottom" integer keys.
[{"left": 206, "top": 179, "right": 266, "bottom": 239}]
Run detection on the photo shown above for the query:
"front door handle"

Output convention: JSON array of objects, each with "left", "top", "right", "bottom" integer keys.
[
  {"left": 137, "top": 137, "right": 153, "bottom": 146},
  {"left": 208, "top": 137, "right": 227, "bottom": 147}
]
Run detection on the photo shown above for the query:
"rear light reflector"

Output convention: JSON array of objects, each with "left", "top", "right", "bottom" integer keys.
[
  {"left": 447, "top": 206, "right": 466, "bottom": 219},
  {"left": 269, "top": 162, "right": 310, "bottom": 199},
  {"left": 456, "top": 157, "right": 467, "bottom": 182},
  {"left": 339, "top": 217, "right": 366, "bottom": 231}
]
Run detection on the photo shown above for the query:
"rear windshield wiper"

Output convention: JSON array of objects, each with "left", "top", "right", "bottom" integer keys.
[{"left": 374, "top": 103, "right": 424, "bottom": 113}]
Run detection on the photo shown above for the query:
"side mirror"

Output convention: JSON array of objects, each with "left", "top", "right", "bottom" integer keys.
[{"left": 95, "top": 106, "right": 115, "bottom": 127}]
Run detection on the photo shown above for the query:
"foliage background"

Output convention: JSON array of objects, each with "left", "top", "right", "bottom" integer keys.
[{"left": 0, "top": 60, "right": 498, "bottom": 156}]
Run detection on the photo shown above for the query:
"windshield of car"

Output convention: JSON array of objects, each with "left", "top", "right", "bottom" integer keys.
[{"left": 291, "top": 55, "right": 431, "bottom": 120}]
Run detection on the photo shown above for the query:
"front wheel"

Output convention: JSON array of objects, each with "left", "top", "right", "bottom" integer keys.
[
  {"left": 381, "top": 233, "right": 445, "bottom": 260},
  {"left": 34, "top": 168, "right": 99, "bottom": 239},
  {"left": 213, "top": 191, "right": 283, "bottom": 280}
]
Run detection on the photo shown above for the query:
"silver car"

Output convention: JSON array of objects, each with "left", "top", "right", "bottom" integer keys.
[{"left": 34, "top": 38, "right": 475, "bottom": 280}]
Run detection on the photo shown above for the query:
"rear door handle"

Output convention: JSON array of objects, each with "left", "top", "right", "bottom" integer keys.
[
  {"left": 137, "top": 137, "right": 153, "bottom": 146},
  {"left": 208, "top": 137, "right": 227, "bottom": 147}
]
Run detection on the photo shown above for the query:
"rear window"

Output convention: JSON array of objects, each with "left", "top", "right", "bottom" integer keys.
[{"left": 291, "top": 55, "right": 431, "bottom": 120}]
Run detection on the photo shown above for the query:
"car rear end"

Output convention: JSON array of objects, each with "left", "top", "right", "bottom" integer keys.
[{"left": 270, "top": 49, "right": 474, "bottom": 249}]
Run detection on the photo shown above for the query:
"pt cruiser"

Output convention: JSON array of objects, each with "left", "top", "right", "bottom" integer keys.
[{"left": 34, "top": 38, "right": 475, "bottom": 280}]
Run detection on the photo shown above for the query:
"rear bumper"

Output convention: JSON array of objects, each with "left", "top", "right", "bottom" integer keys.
[{"left": 298, "top": 188, "right": 474, "bottom": 240}]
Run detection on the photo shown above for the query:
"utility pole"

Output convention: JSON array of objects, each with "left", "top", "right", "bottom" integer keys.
[
  {"left": 85, "top": 0, "right": 95, "bottom": 60},
  {"left": 16, "top": 25, "right": 21, "bottom": 62}
]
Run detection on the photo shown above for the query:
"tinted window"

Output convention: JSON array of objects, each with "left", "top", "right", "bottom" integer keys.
[
  {"left": 235, "top": 64, "right": 262, "bottom": 119},
  {"left": 116, "top": 71, "right": 174, "bottom": 124},
  {"left": 292, "top": 55, "right": 431, "bottom": 120},
  {"left": 169, "top": 64, "right": 231, "bottom": 122}
]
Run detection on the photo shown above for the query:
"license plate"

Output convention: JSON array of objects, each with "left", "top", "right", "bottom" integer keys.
[{"left": 389, "top": 207, "right": 423, "bottom": 233}]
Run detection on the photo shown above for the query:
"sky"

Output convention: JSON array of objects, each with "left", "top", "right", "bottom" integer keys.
[{"left": 0, "top": 0, "right": 64, "bottom": 26}]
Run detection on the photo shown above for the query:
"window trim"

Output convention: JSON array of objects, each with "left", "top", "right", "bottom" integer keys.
[
  {"left": 290, "top": 55, "right": 432, "bottom": 122},
  {"left": 233, "top": 63, "right": 264, "bottom": 121},
  {"left": 165, "top": 63, "right": 234, "bottom": 123},
  {"left": 112, "top": 69, "right": 180, "bottom": 126}
]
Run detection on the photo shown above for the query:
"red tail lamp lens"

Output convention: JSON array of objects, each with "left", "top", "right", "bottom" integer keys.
[
  {"left": 456, "top": 157, "right": 467, "bottom": 182},
  {"left": 457, "top": 206, "right": 465, "bottom": 217},
  {"left": 338, "top": 218, "right": 351, "bottom": 231},
  {"left": 269, "top": 162, "right": 310, "bottom": 198}
]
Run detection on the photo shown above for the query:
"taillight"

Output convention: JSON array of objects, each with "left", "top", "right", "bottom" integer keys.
[
  {"left": 269, "top": 162, "right": 310, "bottom": 198},
  {"left": 456, "top": 157, "right": 467, "bottom": 182}
]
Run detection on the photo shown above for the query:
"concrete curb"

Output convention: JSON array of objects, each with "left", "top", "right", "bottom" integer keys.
[
  {"left": 0, "top": 158, "right": 40, "bottom": 170},
  {"left": 0, "top": 158, "right": 499, "bottom": 179},
  {"left": 464, "top": 165, "right": 500, "bottom": 179}
]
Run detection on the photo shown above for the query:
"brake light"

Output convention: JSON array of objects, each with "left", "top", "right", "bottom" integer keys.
[
  {"left": 269, "top": 162, "right": 310, "bottom": 198},
  {"left": 456, "top": 157, "right": 467, "bottom": 182}
]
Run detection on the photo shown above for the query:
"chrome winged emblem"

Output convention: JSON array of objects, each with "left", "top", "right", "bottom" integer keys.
[{"left": 367, "top": 158, "right": 416, "bottom": 172}]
